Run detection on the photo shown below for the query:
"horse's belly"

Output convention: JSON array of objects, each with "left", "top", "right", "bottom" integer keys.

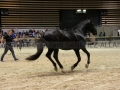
[{"left": 47, "top": 42, "right": 84, "bottom": 50}]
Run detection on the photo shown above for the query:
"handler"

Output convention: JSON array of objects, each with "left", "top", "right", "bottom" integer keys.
[{"left": 1, "top": 30, "right": 19, "bottom": 62}]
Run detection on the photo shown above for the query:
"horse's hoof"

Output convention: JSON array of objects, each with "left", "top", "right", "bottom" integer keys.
[
  {"left": 61, "top": 70, "right": 65, "bottom": 73},
  {"left": 61, "top": 69, "right": 65, "bottom": 73},
  {"left": 71, "top": 66, "right": 74, "bottom": 71},
  {"left": 54, "top": 67, "right": 58, "bottom": 72},
  {"left": 85, "top": 64, "right": 89, "bottom": 69}
]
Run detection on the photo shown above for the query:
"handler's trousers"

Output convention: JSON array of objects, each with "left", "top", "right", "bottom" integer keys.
[{"left": 1, "top": 44, "right": 18, "bottom": 61}]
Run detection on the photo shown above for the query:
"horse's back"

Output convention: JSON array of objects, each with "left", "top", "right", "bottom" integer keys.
[
  {"left": 44, "top": 29, "right": 62, "bottom": 41},
  {"left": 42, "top": 29, "right": 86, "bottom": 50},
  {"left": 57, "top": 30, "right": 80, "bottom": 41},
  {"left": 43, "top": 29, "right": 85, "bottom": 42}
]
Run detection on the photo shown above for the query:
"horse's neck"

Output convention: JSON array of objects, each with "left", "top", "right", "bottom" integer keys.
[
  {"left": 74, "top": 20, "right": 88, "bottom": 36},
  {"left": 76, "top": 25, "right": 87, "bottom": 36}
]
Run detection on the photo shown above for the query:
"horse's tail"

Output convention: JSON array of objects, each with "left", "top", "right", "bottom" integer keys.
[{"left": 26, "top": 38, "right": 47, "bottom": 61}]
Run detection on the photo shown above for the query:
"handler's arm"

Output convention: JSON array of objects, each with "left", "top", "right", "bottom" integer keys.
[
  {"left": 1, "top": 36, "right": 6, "bottom": 42},
  {"left": 13, "top": 37, "right": 23, "bottom": 42}
]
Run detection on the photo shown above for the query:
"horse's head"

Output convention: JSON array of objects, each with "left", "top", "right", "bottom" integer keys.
[{"left": 85, "top": 19, "right": 97, "bottom": 35}]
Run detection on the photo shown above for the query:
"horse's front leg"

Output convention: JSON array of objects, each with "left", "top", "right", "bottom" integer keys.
[
  {"left": 82, "top": 48, "right": 90, "bottom": 69},
  {"left": 71, "top": 49, "right": 81, "bottom": 71},
  {"left": 53, "top": 49, "right": 64, "bottom": 73}
]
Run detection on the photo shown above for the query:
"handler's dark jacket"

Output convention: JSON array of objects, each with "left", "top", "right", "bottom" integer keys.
[{"left": 4, "top": 34, "right": 14, "bottom": 44}]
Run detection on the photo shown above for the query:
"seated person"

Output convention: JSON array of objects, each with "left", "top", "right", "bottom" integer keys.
[
  {"left": 11, "top": 33, "right": 16, "bottom": 39},
  {"left": 25, "top": 31, "right": 29, "bottom": 38},
  {"left": 99, "top": 32, "right": 102, "bottom": 37}
]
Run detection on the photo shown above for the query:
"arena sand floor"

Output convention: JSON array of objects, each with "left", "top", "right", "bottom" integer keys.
[{"left": 0, "top": 46, "right": 120, "bottom": 90}]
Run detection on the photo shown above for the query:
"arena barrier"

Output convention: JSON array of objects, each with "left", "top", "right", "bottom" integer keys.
[{"left": 0, "top": 36, "right": 120, "bottom": 48}]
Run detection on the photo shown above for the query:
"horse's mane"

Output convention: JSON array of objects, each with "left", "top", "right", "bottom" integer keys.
[{"left": 72, "top": 19, "right": 90, "bottom": 30}]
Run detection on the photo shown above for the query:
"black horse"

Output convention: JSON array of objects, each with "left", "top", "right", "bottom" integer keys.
[{"left": 26, "top": 19, "right": 97, "bottom": 72}]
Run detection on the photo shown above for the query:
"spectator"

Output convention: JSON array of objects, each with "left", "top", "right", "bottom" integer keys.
[
  {"left": 0, "top": 34, "right": 2, "bottom": 43},
  {"left": 4, "top": 32, "right": 7, "bottom": 36},
  {"left": 22, "top": 33, "right": 25, "bottom": 38},
  {"left": 32, "top": 31, "right": 36, "bottom": 38},
  {"left": 103, "top": 32, "right": 105, "bottom": 36},
  {"left": 0, "top": 30, "right": 3, "bottom": 36},
  {"left": 18, "top": 32, "right": 22, "bottom": 38},
  {"left": 33, "top": 29, "right": 36, "bottom": 33},
  {"left": 39, "top": 30, "right": 43, "bottom": 35},
  {"left": 118, "top": 31, "right": 120, "bottom": 36},
  {"left": 29, "top": 28, "right": 33, "bottom": 33},
  {"left": 0, "top": 35, "right": 5, "bottom": 47},
  {"left": 11, "top": 31, "right": 16, "bottom": 39},
  {"left": 25, "top": 31, "right": 29, "bottom": 36},
  {"left": 22, "top": 30, "right": 25, "bottom": 36},
  {"left": 28, "top": 29, "right": 33, "bottom": 37},
  {"left": 36, "top": 32, "right": 41, "bottom": 38},
  {"left": 36, "top": 30, "right": 39, "bottom": 34},
  {"left": 99, "top": 32, "right": 102, "bottom": 37},
  {"left": 12, "top": 29, "right": 15, "bottom": 33},
  {"left": 24, "top": 31, "right": 29, "bottom": 38}
]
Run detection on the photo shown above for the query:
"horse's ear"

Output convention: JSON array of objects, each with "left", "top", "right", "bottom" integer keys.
[{"left": 90, "top": 17, "right": 93, "bottom": 23}]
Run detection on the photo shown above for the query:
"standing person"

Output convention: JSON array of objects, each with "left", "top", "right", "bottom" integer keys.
[
  {"left": 1, "top": 30, "right": 19, "bottom": 62},
  {"left": 103, "top": 32, "right": 105, "bottom": 36},
  {"left": 118, "top": 31, "right": 120, "bottom": 36}
]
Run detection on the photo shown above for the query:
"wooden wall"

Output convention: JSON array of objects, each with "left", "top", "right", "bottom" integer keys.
[
  {"left": 0, "top": 0, "right": 120, "bottom": 27},
  {"left": 101, "top": 9, "right": 120, "bottom": 25}
]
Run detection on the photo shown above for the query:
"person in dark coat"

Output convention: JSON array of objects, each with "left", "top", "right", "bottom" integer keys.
[{"left": 1, "top": 30, "right": 19, "bottom": 62}]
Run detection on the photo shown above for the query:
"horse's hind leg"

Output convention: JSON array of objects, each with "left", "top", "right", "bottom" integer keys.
[
  {"left": 46, "top": 49, "right": 57, "bottom": 71},
  {"left": 53, "top": 49, "right": 64, "bottom": 72},
  {"left": 71, "top": 49, "right": 81, "bottom": 71},
  {"left": 82, "top": 48, "right": 90, "bottom": 69}
]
